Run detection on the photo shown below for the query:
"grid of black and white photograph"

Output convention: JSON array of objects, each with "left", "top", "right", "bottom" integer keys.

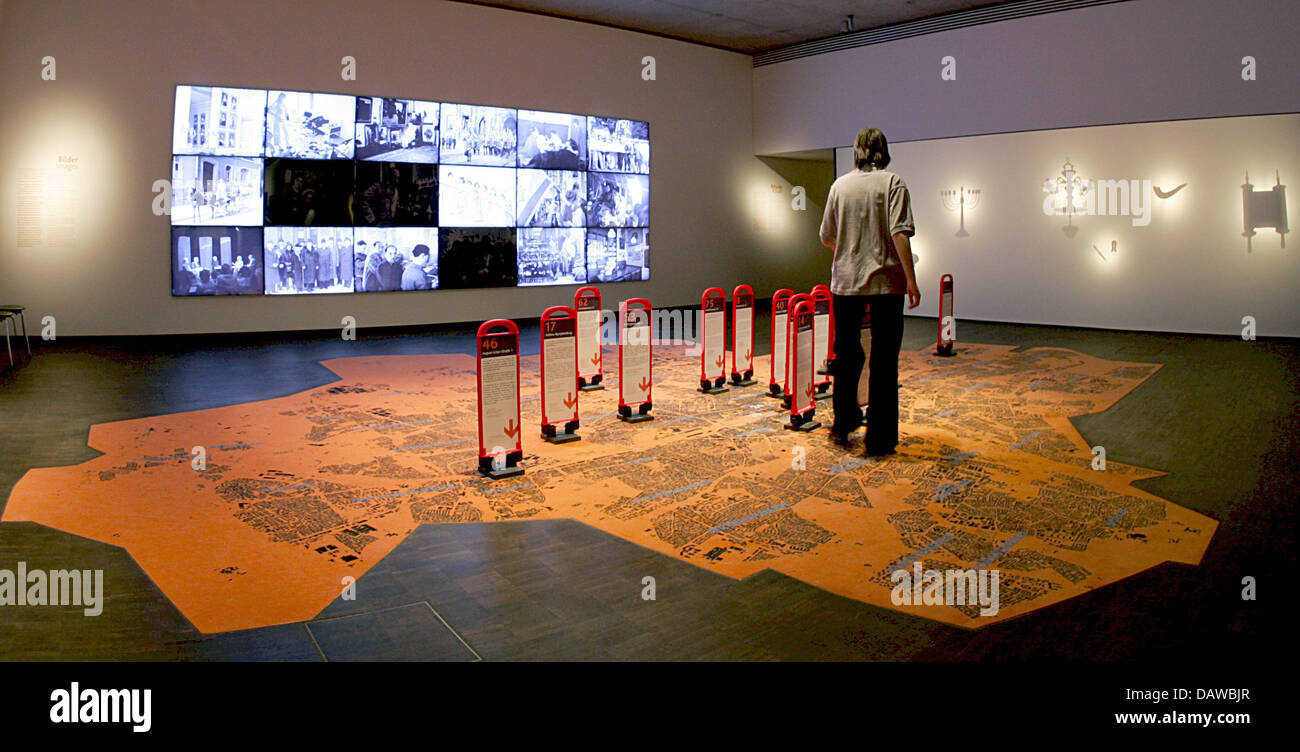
[
  {"left": 355, "top": 97, "right": 439, "bottom": 163},
  {"left": 169, "top": 84, "right": 648, "bottom": 296}
]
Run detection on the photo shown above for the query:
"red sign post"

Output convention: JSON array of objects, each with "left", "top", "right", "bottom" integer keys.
[
  {"left": 768, "top": 289, "right": 793, "bottom": 398},
  {"left": 574, "top": 286, "right": 605, "bottom": 390},
  {"left": 783, "top": 292, "right": 812, "bottom": 410},
  {"left": 476, "top": 319, "right": 524, "bottom": 479},
  {"left": 937, "top": 273, "right": 955, "bottom": 356},
  {"left": 810, "top": 285, "right": 833, "bottom": 397},
  {"left": 618, "top": 298, "right": 654, "bottom": 423},
  {"left": 540, "top": 305, "right": 581, "bottom": 444},
  {"left": 730, "top": 284, "right": 757, "bottom": 386},
  {"left": 806, "top": 281, "right": 837, "bottom": 374},
  {"left": 784, "top": 299, "right": 821, "bottom": 432},
  {"left": 699, "top": 287, "right": 729, "bottom": 394}
]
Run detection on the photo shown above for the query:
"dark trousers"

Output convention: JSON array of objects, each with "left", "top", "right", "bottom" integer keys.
[{"left": 831, "top": 293, "right": 904, "bottom": 452}]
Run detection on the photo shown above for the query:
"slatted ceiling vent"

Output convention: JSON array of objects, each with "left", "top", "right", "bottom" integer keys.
[{"left": 752, "top": 0, "right": 1132, "bottom": 67}]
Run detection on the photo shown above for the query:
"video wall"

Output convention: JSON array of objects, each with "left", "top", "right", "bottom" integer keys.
[{"left": 170, "top": 85, "right": 650, "bottom": 296}]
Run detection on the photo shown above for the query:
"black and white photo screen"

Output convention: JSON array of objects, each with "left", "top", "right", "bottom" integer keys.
[
  {"left": 355, "top": 97, "right": 439, "bottom": 163},
  {"left": 265, "top": 90, "right": 357, "bottom": 160},
  {"left": 173, "top": 86, "right": 268, "bottom": 157},
  {"left": 517, "top": 110, "right": 587, "bottom": 169},
  {"left": 171, "top": 84, "right": 648, "bottom": 296},
  {"left": 439, "top": 104, "right": 517, "bottom": 167},
  {"left": 262, "top": 227, "right": 356, "bottom": 295},
  {"left": 171, "top": 226, "right": 265, "bottom": 295}
]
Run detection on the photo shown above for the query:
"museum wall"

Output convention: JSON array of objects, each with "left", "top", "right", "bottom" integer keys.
[
  {"left": 763, "top": 0, "right": 1300, "bottom": 336},
  {"left": 753, "top": 0, "right": 1300, "bottom": 154},
  {"left": 832, "top": 114, "right": 1300, "bottom": 337},
  {"left": 0, "top": 0, "right": 826, "bottom": 336}
]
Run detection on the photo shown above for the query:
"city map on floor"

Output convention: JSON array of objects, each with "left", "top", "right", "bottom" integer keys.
[{"left": 4, "top": 343, "right": 1216, "bottom": 633}]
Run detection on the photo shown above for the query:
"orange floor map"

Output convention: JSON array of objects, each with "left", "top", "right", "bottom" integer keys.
[{"left": 4, "top": 343, "right": 1216, "bottom": 633}]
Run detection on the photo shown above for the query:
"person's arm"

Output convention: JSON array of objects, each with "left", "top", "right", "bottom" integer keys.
[
  {"left": 893, "top": 233, "right": 920, "bottom": 309},
  {"left": 890, "top": 176, "right": 920, "bottom": 308},
  {"left": 819, "top": 186, "right": 837, "bottom": 249}
]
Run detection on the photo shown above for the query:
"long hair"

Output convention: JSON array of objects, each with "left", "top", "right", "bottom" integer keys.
[{"left": 854, "top": 127, "right": 891, "bottom": 169}]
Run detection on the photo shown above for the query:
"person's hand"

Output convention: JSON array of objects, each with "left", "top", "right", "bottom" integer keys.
[{"left": 906, "top": 281, "right": 921, "bottom": 309}]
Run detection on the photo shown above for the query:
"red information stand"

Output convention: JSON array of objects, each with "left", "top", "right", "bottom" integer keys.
[
  {"left": 812, "top": 283, "right": 835, "bottom": 370},
  {"left": 477, "top": 319, "right": 524, "bottom": 479},
  {"left": 618, "top": 298, "right": 654, "bottom": 423},
  {"left": 699, "top": 287, "right": 729, "bottom": 394},
  {"left": 784, "top": 299, "right": 821, "bottom": 432},
  {"left": 768, "top": 289, "right": 793, "bottom": 398},
  {"left": 574, "top": 286, "right": 605, "bottom": 390},
  {"left": 937, "top": 273, "right": 955, "bottom": 356},
  {"left": 540, "top": 306, "right": 581, "bottom": 444},
  {"left": 782, "top": 292, "right": 812, "bottom": 410},
  {"left": 730, "top": 284, "right": 757, "bottom": 386},
  {"left": 858, "top": 302, "right": 872, "bottom": 421},
  {"left": 810, "top": 285, "right": 833, "bottom": 396}
]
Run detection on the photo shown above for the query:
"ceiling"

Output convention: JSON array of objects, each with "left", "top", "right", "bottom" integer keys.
[{"left": 450, "top": 0, "right": 1020, "bottom": 54}]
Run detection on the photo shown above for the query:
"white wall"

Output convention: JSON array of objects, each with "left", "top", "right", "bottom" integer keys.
[
  {"left": 756, "top": 0, "right": 1300, "bottom": 154},
  {"left": 833, "top": 113, "right": 1300, "bottom": 336},
  {"left": 0, "top": 0, "right": 825, "bottom": 335}
]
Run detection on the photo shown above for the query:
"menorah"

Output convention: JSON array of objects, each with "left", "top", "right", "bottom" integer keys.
[
  {"left": 941, "top": 186, "right": 981, "bottom": 237},
  {"left": 1046, "top": 158, "right": 1088, "bottom": 238}
]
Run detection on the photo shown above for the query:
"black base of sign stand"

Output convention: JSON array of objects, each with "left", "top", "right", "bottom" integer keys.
[
  {"left": 781, "top": 394, "right": 792, "bottom": 410},
  {"left": 936, "top": 343, "right": 955, "bottom": 357},
  {"left": 578, "top": 375, "right": 605, "bottom": 391},
  {"left": 767, "top": 384, "right": 784, "bottom": 398},
  {"left": 618, "top": 403, "right": 654, "bottom": 423},
  {"left": 478, "top": 451, "right": 525, "bottom": 480},
  {"left": 730, "top": 370, "right": 757, "bottom": 387},
  {"left": 699, "top": 377, "right": 730, "bottom": 395},
  {"left": 785, "top": 412, "right": 822, "bottom": 432},
  {"left": 542, "top": 420, "right": 582, "bottom": 444}
]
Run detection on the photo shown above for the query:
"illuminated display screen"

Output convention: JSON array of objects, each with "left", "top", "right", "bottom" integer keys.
[{"left": 170, "top": 85, "right": 649, "bottom": 296}]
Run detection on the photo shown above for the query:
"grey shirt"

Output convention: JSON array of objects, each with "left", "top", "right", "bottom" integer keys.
[{"left": 819, "top": 166, "right": 915, "bottom": 296}]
